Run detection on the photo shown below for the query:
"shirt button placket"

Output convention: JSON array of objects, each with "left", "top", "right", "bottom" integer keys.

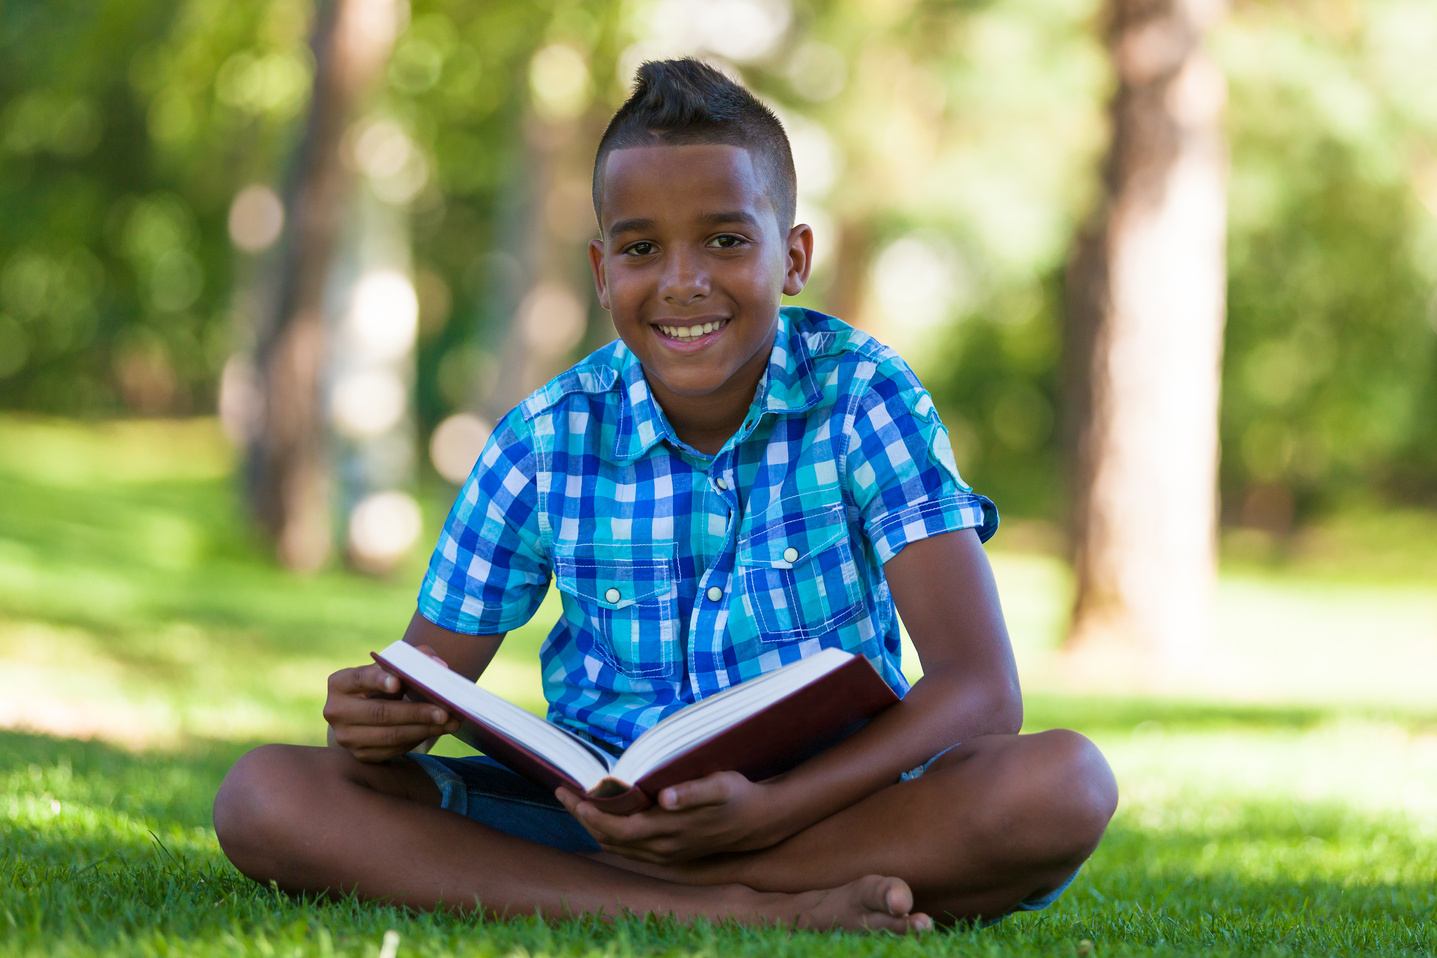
[{"left": 692, "top": 454, "right": 736, "bottom": 696}]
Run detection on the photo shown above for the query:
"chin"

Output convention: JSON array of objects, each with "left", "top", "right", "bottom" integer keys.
[{"left": 652, "top": 370, "right": 729, "bottom": 398}]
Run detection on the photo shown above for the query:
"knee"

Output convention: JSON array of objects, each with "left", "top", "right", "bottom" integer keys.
[
  {"left": 213, "top": 744, "right": 316, "bottom": 878},
  {"left": 1025, "top": 729, "right": 1118, "bottom": 861}
]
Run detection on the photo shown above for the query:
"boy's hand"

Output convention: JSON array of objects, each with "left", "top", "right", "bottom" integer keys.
[
  {"left": 323, "top": 645, "right": 461, "bottom": 763},
  {"left": 555, "top": 771, "right": 782, "bottom": 863}
]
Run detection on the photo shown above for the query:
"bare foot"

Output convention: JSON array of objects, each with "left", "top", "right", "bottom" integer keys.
[{"left": 765, "top": 875, "right": 933, "bottom": 933}]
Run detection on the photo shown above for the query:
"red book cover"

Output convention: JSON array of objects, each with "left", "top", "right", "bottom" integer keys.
[{"left": 373, "top": 648, "right": 899, "bottom": 814}]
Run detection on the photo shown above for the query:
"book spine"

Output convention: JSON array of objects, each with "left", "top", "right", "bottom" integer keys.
[{"left": 584, "top": 783, "right": 653, "bottom": 814}]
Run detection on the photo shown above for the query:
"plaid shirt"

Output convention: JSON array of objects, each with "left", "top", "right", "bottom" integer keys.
[{"left": 418, "top": 307, "right": 998, "bottom": 753}]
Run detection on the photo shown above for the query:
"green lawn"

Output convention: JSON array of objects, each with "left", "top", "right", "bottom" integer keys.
[{"left": 2, "top": 415, "right": 1435, "bottom": 956}]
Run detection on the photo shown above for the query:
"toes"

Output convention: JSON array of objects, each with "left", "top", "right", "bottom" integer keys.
[
  {"left": 856, "top": 875, "right": 914, "bottom": 917},
  {"left": 880, "top": 877, "right": 914, "bottom": 917},
  {"left": 860, "top": 908, "right": 933, "bottom": 934}
]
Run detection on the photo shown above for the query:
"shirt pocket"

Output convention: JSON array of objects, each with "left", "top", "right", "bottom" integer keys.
[
  {"left": 735, "top": 501, "right": 864, "bottom": 643},
  {"left": 552, "top": 541, "right": 681, "bottom": 680}
]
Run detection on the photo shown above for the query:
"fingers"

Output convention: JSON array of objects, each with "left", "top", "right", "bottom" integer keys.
[
  {"left": 329, "top": 663, "right": 401, "bottom": 697},
  {"left": 324, "top": 691, "right": 451, "bottom": 730},
  {"left": 339, "top": 722, "right": 457, "bottom": 760},
  {"left": 329, "top": 709, "right": 460, "bottom": 756},
  {"left": 555, "top": 789, "right": 686, "bottom": 859},
  {"left": 658, "top": 771, "right": 737, "bottom": 810},
  {"left": 562, "top": 795, "right": 668, "bottom": 842},
  {"left": 325, "top": 661, "right": 457, "bottom": 763}
]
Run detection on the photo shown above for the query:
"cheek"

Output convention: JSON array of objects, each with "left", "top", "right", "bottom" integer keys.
[{"left": 605, "top": 271, "right": 643, "bottom": 308}]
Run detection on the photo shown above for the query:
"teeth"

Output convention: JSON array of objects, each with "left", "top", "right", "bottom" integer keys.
[{"left": 658, "top": 319, "right": 728, "bottom": 341}]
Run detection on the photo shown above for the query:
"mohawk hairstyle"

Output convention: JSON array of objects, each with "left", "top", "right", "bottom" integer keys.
[{"left": 592, "top": 58, "right": 797, "bottom": 231}]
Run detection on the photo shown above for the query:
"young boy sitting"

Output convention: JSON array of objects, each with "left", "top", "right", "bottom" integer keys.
[{"left": 213, "top": 58, "right": 1117, "bottom": 932}]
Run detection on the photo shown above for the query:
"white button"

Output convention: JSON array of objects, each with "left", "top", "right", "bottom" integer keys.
[
  {"left": 715, "top": 477, "right": 728, "bottom": 490},
  {"left": 783, "top": 547, "right": 800, "bottom": 563},
  {"left": 706, "top": 586, "right": 723, "bottom": 602},
  {"left": 605, "top": 588, "right": 621, "bottom": 603}
]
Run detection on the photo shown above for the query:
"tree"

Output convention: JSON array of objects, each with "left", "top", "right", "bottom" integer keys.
[
  {"left": 1064, "top": 0, "right": 1228, "bottom": 672},
  {"left": 246, "top": 0, "right": 401, "bottom": 570}
]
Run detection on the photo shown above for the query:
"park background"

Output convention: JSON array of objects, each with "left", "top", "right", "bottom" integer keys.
[{"left": 1, "top": 0, "right": 1434, "bottom": 955}]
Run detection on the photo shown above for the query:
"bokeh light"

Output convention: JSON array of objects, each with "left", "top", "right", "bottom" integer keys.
[
  {"left": 348, "top": 269, "right": 419, "bottom": 362},
  {"left": 429, "top": 412, "right": 493, "bottom": 484},
  {"left": 520, "top": 281, "right": 587, "bottom": 357},
  {"left": 529, "top": 44, "right": 592, "bottom": 121},
  {"left": 331, "top": 369, "right": 406, "bottom": 438},
  {"left": 347, "top": 490, "right": 422, "bottom": 572},
  {"left": 871, "top": 235, "right": 972, "bottom": 335},
  {"left": 350, "top": 118, "right": 429, "bottom": 204},
  {"left": 227, "top": 185, "right": 285, "bottom": 253}
]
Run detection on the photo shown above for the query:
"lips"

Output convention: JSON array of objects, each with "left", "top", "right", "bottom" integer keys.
[{"left": 654, "top": 317, "right": 730, "bottom": 343}]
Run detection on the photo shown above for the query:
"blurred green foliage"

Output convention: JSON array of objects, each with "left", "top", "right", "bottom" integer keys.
[
  {"left": 1218, "top": 0, "right": 1437, "bottom": 523},
  {"left": 1, "top": 0, "right": 1435, "bottom": 528}
]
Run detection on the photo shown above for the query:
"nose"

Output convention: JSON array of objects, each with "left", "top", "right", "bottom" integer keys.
[{"left": 659, "top": 245, "right": 710, "bottom": 305}]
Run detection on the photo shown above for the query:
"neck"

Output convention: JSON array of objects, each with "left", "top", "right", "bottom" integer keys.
[{"left": 646, "top": 330, "right": 775, "bottom": 457}]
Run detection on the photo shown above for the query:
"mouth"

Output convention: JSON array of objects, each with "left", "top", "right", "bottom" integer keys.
[{"left": 654, "top": 317, "right": 730, "bottom": 344}]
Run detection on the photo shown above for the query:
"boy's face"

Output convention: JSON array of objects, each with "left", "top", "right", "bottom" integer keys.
[{"left": 588, "top": 143, "right": 812, "bottom": 411}]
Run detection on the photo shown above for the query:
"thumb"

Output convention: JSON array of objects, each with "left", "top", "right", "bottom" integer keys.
[{"left": 413, "top": 644, "right": 449, "bottom": 668}]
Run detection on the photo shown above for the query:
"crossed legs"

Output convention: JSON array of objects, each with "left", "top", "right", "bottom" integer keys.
[{"left": 212, "top": 729, "right": 1116, "bottom": 930}]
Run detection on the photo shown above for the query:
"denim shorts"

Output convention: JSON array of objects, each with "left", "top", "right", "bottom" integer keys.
[{"left": 409, "top": 745, "right": 1077, "bottom": 917}]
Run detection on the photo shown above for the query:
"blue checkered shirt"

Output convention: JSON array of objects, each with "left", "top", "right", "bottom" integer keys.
[{"left": 418, "top": 307, "right": 998, "bottom": 753}]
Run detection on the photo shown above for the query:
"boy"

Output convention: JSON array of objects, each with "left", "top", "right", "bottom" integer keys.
[{"left": 214, "top": 59, "right": 1117, "bottom": 932}]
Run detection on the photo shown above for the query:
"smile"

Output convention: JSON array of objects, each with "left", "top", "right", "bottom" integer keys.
[{"left": 656, "top": 318, "right": 730, "bottom": 342}]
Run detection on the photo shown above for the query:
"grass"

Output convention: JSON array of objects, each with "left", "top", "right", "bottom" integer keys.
[{"left": 2, "top": 413, "right": 1436, "bottom": 956}]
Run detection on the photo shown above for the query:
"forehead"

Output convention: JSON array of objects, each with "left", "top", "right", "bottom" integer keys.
[{"left": 599, "top": 143, "right": 775, "bottom": 232}]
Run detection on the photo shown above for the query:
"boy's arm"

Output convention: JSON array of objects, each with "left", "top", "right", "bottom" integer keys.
[
  {"left": 558, "top": 527, "right": 1020, "bottom": 863},
  {"left": 324, "top": 611, "right": 506, "bottom": 762}
]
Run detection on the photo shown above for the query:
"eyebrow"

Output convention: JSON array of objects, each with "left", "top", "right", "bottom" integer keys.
[
  {"left": 606, "top": 210, "right": 762, "bottom": 237},
  {"left": 698, "top": 210, "right": 761, "bottom": 229},
  {"left": 607, "top": 217, "right": 655, "bottom": 237}
]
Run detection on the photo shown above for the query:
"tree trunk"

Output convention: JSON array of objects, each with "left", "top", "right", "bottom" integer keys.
[
  {"left": 246, "top": 0, "right": 400, "bottom": 570},
  {"left": 478, "top": 109, "right": 601, "bottom": 423},
  {"left": 1064, "top": 0, "right": 1228, "bottom": 672},
  {"left": 827, "top": 217, "right": 874, "bottom": 330}
]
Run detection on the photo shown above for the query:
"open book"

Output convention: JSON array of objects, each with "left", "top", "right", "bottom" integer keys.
[{"left": 373, "top": 641, "right": 899, "bottom": 813}]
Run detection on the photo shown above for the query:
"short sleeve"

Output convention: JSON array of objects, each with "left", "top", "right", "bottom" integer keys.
[
  {"left": 845, "top": 361, "right": 998, "bottom": 563},
  {"left": 416, "top": 410, "right": 551, "bottom": 634}
]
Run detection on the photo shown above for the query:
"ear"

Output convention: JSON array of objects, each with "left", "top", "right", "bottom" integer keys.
[
  {"left": 782, "top": 223, "right": 814, "bottom": 297},
  {"left": 588, "top": 237, "right": 610, "bottom": 310}
]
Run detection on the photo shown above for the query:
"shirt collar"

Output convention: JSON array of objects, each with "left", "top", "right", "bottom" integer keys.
[{"left": 611, "top": 307, "right": 824, "bottom": 463}]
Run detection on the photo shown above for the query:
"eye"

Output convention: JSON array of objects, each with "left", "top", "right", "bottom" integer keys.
[
  {"left": 709, "top": 234, "right": 746, "bottom": 249},
  {"left": 623, "top": 241, "right": 656, "bottom": 256}
]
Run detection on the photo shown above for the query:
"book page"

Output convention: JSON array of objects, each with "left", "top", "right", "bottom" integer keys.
[
  {"left": 376, "top": 641, "right": 614, "bottom": 789},
  {"left": 611, "top": 648, "right": 853, "bottom": 784}
]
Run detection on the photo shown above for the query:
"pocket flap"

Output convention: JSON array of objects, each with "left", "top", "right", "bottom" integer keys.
[
  {"left": 553, "top": 541, "right": 675, "bottom": 609},
  {"left": 736, "top": 502, "right": 849, "bottom": 569}
]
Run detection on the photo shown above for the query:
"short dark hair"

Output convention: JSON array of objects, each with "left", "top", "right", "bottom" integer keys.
[{"left": 592, "top": 58, "right": 797, "bottom": 231}]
